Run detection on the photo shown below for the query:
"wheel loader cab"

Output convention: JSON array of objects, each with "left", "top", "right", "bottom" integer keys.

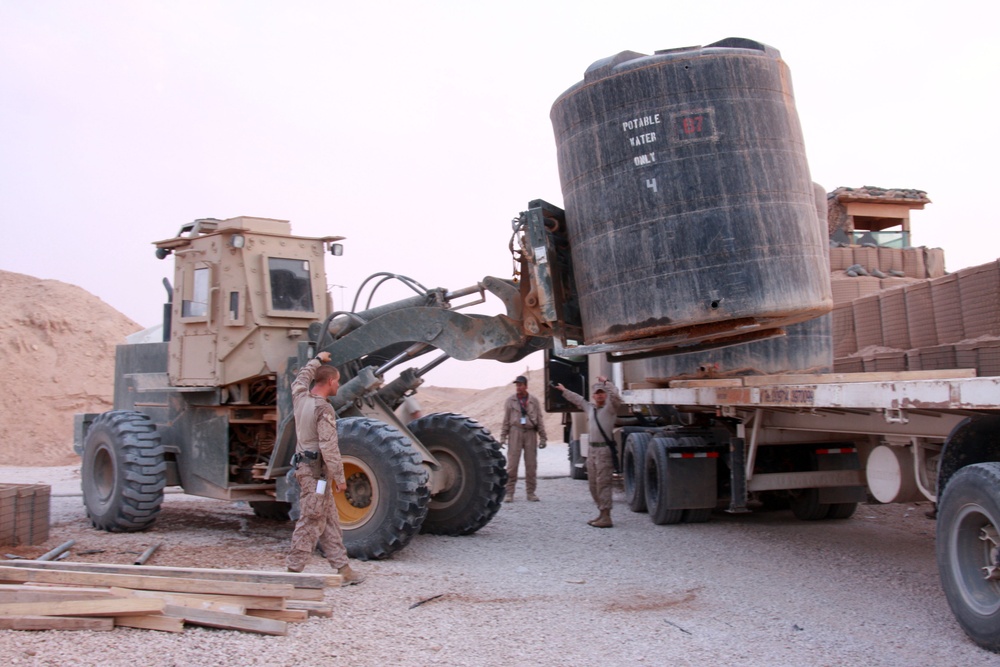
[{"left": 153, "top": 216, "right": 344, "bottom": 389}]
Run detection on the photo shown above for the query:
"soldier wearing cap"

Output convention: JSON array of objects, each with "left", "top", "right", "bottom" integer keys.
[
  {"left": 553, "top": 375, "right": 621, "bottom": 528},
  {"left": 500, "top": 374, "right": 548, "bottom": 502}
]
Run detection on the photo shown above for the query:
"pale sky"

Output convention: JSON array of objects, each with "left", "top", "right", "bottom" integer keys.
[{"left": 2, "top": 1, "right": 997, "bottom": 388}]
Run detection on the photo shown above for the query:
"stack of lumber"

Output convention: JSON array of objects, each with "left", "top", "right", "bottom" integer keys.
[{"left": 0, "top": 561, "right": 338, "bottom": 634}]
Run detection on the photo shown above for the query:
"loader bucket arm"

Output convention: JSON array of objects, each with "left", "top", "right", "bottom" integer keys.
[{"left": 319, "top": 306, "right": 551, "bottom": 368}]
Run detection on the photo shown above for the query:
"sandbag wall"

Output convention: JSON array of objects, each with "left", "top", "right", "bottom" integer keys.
[{"left": 832, "top": 258, "right": 1000, "bottom": 375}]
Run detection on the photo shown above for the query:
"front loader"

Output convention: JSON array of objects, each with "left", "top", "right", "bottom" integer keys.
[{"left": 74, "top": 213, "right": 554, "bottom": 559}]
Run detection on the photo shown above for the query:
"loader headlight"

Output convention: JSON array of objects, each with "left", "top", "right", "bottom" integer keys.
[{"left": 228, "top": 234, "right": 246, "bottom": 249}]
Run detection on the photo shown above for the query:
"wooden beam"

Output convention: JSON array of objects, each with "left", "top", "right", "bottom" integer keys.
[
  {"left": 247, "top": 608, "right": 309, "bottom": 622},
  {"left": 109, "top": 588, "right": 246, "bottom": 614},
  {"left": 0, "top": 584, "right": 114, "bottom": 604},
  {"left": 114, "top": 614, "right": 185, "bottom": 633},
  {"left": 0, "top": 615, "right": 114, "bottom": 631},
  {"left": 742, "top": 368, "right": 977, "bottom": 386},
  {"left": 1, "top": 560, "right": 338, "bottom": 589},
  {"left": 163, "top": 604, "right": 287, "bottom": 636},
  {"left": 284, "top": 599, "right": 334, "bottom": 617},
  {"left": 0, "top": 597, "right": 165, "bottom": 618},
  {"left": 0, "top": 566, "right": 297, "bottom": 598},
  {"left": 107, "top": 587, "right": 285, "bottom": 611}
]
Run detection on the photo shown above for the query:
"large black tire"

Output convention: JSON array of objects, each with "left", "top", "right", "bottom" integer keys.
[
  {"left": 407, "top": 413, "right": 506, "bottom": 536},
  {"left": 250, "top": 501, "right": 291, "bottom": 521},
  {"left": 682, "top": 508, "right": 713, "bottom": 523},
  {"left": 624, "top": 432, "right": 651, "bottom": 513},
  {"left": 336, "top": 417, "right": 430, "bottom": 560},
  {"left": 826, "top": 502, "right": 858, "bottom": 520},
  {"left": 937, "top": 462, "right": 1000, "bottom": 651},
  {"left": 81, "top": 411, "right": 166, "bottom": 532},
  {"left": 645, "top": 437, "right": 684, "bottom": 525},
  {"left": 569, "top": 439, "right": 588, "bottom": 480},
  {"left": 790, "top": 488, "right": 832, "bottom": 521}
]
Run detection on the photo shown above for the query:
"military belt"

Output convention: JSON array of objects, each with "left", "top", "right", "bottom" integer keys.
[{"left": 291, "top": 450, "right": 320, "bottom": 466}]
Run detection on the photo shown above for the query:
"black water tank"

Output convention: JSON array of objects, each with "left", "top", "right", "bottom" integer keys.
[
  {"left": 624, "top": 315, "right": 833, "bottom": 383},
  {"left": 550, "top": 38, "right": 831, "bottom": 349}
]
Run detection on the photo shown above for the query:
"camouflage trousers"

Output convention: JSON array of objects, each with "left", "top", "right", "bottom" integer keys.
[
  {"left": 586, "top": 446, "right": 614, "bottom": 511},
  {"left": 286, "top": 466, "right": 348, "bottom": 571},
  {"left": 505, "top": 428, "right": 539, "bottom": 496}
]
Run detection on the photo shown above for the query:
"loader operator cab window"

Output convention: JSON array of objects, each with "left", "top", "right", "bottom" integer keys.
[
  {"left": 181, "top": 266, "right": 210, "bottom": 318},
  {"left": 267, "top": 257, "right": 314, "bottom": 313}
]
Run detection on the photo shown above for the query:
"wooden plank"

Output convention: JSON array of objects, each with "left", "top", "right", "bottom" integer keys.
[
  {"left": 0, "top": 584, "right": 114, "bottom": 604},
  {"left": 163, "top": 604, "right": 287, "bottom": 636},
  {"left": 1, "top": 560, "right": 337, "bottom": 589},
  {"left": 115, "top": 614, "right": 184, "bottom": 632},
  {"left": 107, "top": 586, "right": 285, "bottom": 611},
  {"left": 109, "top": 587, "right": 246, "bottom": 614},
  {"left": 742, "top": 368, "right": 977, "bottom": 386},
  {"left": 114, "top": 614, "right": 185, "bottom": 633},
  {"left": 284, "top": 599, "right": 333, "bottom": 617},
  {"left": 0, "top": 597, "right": 165, "bottom": 617},
  {"left": 247, "top": 608, "right": 309, "bottom": 622},
  {"left": 668, "top": 378, "right": 745, "bottom": 388},
  {"left": 0, "top": 566, "right": 297, "bottom": 598},
  {"left": 0, "top": 615, "right": 114, "bottom": 631}
]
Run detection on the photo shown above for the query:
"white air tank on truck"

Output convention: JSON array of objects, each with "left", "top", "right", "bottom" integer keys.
[{"left": 73, "top": 37, "right": 1000, "bottom": 650}]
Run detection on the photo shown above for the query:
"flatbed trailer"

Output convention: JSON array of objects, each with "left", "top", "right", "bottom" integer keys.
[{"left": 603, "top": 367, "right": 1000, "bottom": 650}]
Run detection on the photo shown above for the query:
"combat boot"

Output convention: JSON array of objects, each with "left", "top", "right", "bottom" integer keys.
[
  {"left": 527, "top": 493, "right": 539, "bottom": 502},
  {"left": 504, "top": 493, "right": 514, "bottom": 503},
  {"left": 589, "top": 509, "right": 613, "bottom": 528},
  {"left": 338, "top": 564, "right": 366, "bottom": 586}
]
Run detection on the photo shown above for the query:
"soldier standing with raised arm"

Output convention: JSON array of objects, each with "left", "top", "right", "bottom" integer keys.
[
  {"left": 285, "top": 351, "right": 365, "bottom": 585},
  {"left": 554, "top": 375, "right": 621, "bottom": 528}
]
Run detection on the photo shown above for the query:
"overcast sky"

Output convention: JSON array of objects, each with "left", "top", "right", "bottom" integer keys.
[{"left": 2, "top": 1, "right": 997, "bottom": 388}]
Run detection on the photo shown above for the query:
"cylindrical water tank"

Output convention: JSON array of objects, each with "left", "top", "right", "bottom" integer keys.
[
  {"left": 550, "top": 38, "right": 831, "bottom": 349},
  {"left": 625, "top": 314, "right": 832, "bottom": 382}
]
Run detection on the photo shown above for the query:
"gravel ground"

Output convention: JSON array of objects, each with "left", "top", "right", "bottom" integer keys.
[{"left": 3, "top": 446, "right": 1000, "bottom": 667}]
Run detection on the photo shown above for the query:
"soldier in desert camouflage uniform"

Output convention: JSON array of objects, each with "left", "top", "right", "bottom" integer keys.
[{"left": 285, "top": 351, "right": 365, "bottom": 585}]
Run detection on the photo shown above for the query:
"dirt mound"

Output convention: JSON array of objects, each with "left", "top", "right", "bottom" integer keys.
[
  {"left": 0, "top": 270, "right": 142, "bottom": 465},
  {"left": 0, "top": 270, "right": 560, "bottom": 467}
]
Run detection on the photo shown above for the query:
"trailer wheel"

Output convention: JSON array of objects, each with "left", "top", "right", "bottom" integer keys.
[
  {"left": 81, "top": 411, "right": 166, "bottom": 532},
  {"left": 407, "top": 413, "right": 506, "bottom": 536},
  {"left": 624, "top": 432, "right": 651, "bottom": 513},
  {"left": 645, "top": 437, "right": 684, "bottom": 525},
  {"left": 250, "top": 501, "right": 291, "bottom": 521},
  {"left": 682, "top": 508, "right": 713, "bottom": 523},
  {"left": 937, "top": 462, "right": 1000, "bottom": 651},
  {"left": 826, "top": 502, "right": 858, "bottom": 520},
  {"left": 790, "top": 488, "right": 832, "bottom": 521},
  {"left": 336, "top": 417, "right": 430, "bottom": 560},
  {"left": 569, "top": 439, "right": 588, "bottom": 480}
]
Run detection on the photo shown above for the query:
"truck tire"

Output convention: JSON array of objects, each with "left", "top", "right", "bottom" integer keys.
[
  {"left": 408, "top": 413, "right": 506, "bottom": 536},
  {"left": 682, "top": 508, "right": 712, "bottom": 523},
  {"left": 826, "top": 502, "right": 858, "bottom": 520},
  {"left": 336, "top": 417, "right": 430, "bottom": 560},
  {"left": 569, "top": 439, "right": 588, "bottom": 480},
  {"left": 250, "top": 501, "right": 291, "bottom": 521},
  {"left": 937, "top": 462, "right": 1000, "bottom": 651},
  {"left": 624, "top": 432, "right": 651, "bottom": 513},
  {"left": 81, "top": 411, "right": 166, "bottom": 532},
  {"left": 790, "top": 488, "right": 831, "bottom": 521},
  {"left": 645, "top": 437, "right": 684, "bottom": 525}
]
